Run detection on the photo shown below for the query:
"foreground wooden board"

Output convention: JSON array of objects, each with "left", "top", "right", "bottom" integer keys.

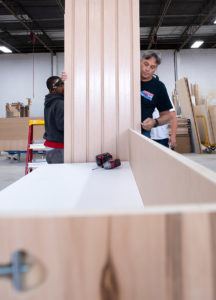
[
  {"left": 1, "top": 132, "right": 216, "bottom": 299},
  {"left": 0, "top": 210, "right": 216, "bottom": 300}
]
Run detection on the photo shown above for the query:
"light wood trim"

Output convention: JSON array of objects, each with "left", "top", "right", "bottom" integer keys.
[
  {"left": 129, "top": 129, "right": 216, "bottom": 206},
  {"left": 64, "top": 0, "right": 140, "bottom": 162}
]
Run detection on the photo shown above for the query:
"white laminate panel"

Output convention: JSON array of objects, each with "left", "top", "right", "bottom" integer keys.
[{"left": 0, "top": 162, "right": 143, "bottom": 213}]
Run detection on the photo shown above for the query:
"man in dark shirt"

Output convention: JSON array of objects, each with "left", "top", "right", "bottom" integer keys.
[
  {"left": 140, "top": 50, "right": 172, "bottom": 137},
  {"left": 43, "top": 76, "right": 64, "bottom": 163}
]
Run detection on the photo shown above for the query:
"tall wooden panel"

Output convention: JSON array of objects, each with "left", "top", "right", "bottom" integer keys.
[{"left": 64, "top": 0, "right": 140, "bottom": 162}]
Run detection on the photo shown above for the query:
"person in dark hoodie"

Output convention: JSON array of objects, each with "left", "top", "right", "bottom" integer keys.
[{"left": 43, "top": 75, "right": 64, "bottom": 164}]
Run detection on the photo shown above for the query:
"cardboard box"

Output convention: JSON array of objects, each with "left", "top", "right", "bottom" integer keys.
[{"left": 5, "top": 98, "right": 31, "bottom": 118}]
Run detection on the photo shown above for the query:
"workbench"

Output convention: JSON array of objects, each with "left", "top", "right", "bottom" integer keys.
[{"left": 0, "top": 162, "right": 143, "bottom": 214}]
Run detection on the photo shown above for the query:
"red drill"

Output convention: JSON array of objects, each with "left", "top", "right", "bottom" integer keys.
[{"left": 103, "top": 159, "right": 121, "bottom": 169}]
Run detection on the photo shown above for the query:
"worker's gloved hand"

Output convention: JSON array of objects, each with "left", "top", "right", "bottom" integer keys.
[{"left": 141, "top": 118, "right": 155, "bottom": 131}]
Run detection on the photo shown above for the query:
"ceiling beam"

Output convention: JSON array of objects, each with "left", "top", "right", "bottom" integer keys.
[
  {"left": 0, "top": 37, "right": 21, "bottom": 53},
  {"left": 179, "top": 1, "right": 216, "bottom": 50},
  {"left": 56, "top": 0, "right": 64, "bottom": 15},
  {"left": 147, "top": 0, "right": 172, "bottom": 49},
  {"left": 1, "top": 0, "right": 55, "bottom": 54}
]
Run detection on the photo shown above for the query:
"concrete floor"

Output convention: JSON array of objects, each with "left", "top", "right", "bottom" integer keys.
[{"left": 0, "top": 152, "right": 216, "bottom": 192}]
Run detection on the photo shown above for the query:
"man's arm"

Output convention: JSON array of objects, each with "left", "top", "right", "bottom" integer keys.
[
  {"left": 141, "top": 110, "right": 171, "bottom": 131},
  {"left": 169, "top": 111, "right": 177, "bottom": 149}
]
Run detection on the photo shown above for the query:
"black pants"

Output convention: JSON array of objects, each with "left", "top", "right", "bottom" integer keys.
[
  {"left": 46, "top": 149, "right": 64, "bottom": 164},
  {"left": 153, "top": 138, "right": 169, "bottom": 148}
]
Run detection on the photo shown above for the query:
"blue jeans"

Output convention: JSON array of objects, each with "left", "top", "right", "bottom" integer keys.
[
  {"left": 141, "top": 130, "right": 151, "bottom": 138},
  {"left": 153, "top": 138, "right": 169, "bottom": 148}
]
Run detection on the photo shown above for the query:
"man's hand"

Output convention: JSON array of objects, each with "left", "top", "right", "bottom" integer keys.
[
  {"left": 61, "top": 71, "right": 67, "bottom": 81},
  {"left": 169, "top": 135, "right": 176, "bottom": 149},
  {"left": 141, "top": 118, "right": 155, "bottom": 131}
]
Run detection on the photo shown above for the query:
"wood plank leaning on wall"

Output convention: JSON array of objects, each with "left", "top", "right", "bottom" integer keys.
[
  {"left": 1, "top": 211, "right": 216, "bottom": 300},
  {"left": 176, "top": 78, "right": 201, "bottom": 153},
  {"left": 64, "top": 0, "right": 140, "bottom": 162},
  {"left": 128, "top": 129, "right": 216, "bottom": 206}
]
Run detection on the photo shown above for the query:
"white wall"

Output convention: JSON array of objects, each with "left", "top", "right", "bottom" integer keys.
[
  {"left": 178, "top": 49, "right": 216, "bottom": 103},
  {"left": 0, "top": 49, "right": 216, "bottom": 117},
  {"left": 0, "top": 53, "right": 64, "bottom": 118}
]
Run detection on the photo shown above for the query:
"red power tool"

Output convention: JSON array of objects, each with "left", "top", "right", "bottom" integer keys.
[
  {"left": 103, "top": 159, "right": 121, "bottom": 169},
  {"left": 96, "top": 153, "right": 112, "bottom": 167},
  {"left": 95, "top": 153, "right": 121, "bottom": 170}
]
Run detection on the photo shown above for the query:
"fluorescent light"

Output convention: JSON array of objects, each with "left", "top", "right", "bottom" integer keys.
[
  {"left": 0, "top": 46, "right": 12, "bottom": 53},
  {"left": 191, "top": 41, "right": 204, "bottom": 48}
]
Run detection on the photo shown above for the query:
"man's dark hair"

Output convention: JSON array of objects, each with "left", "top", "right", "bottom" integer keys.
[
  {"left": 46, "top": 76, "right": 61, "bottom": 91},
  {"left": 141, "top": 50, "right": 162, "bottom": 65}
]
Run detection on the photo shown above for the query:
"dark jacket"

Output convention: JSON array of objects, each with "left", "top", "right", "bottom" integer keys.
[{"left": 43, "top": 93, "right": 64, "bottom": 143}]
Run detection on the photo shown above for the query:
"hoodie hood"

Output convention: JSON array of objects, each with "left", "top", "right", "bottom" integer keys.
[{"left": 45, "top": 93, "right": 64, "bottom": 107}]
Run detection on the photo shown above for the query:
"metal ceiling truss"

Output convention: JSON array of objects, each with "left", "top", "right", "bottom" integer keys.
[
  {"left": 1, "top": 0, "right": 55, "bottom": 54},
  {"left": 179, "top": 0, "right": 216, "bottom": 50},
  {"left": 147, "top": 0, "right": 173, "bottom": 49}
]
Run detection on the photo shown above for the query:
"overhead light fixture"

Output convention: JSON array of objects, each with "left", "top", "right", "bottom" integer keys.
[
  {"left": 0, "top": 46, "right": 12, "bottom": 53},
  {"left": 191, "top": 40, "right": 204, "bottom": 48}
]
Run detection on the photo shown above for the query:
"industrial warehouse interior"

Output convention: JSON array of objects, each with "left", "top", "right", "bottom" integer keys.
[{"left": 0, "top": 0, "right": 216, "bottom": 299}]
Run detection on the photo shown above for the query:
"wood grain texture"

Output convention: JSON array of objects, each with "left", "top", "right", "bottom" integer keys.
[
  {"left": 0, "top": 117, "right": 44, "bottom": 151},
  {"left": 208, "top": 105, "right": 216, "bottom": 144},
  {"left": 64, "top": 0, "right": 140, "bottom": 162},
  {"left": 194, "top": 105, "right": 215, "bottom": 145},
  {"left": 176, "top": 78, "right": 201, "bottom": 153},
  {"left": 1, "top": 212, "right": 216, "bottom": 299},
  {"left": 64, "top": 0, "right": 74, "bottom": 162},
  {"left": 129, "top": 129, "right": 216, "bottom": 205}
]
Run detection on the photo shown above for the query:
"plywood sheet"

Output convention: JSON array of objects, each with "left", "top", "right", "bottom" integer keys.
[
  {"left": 208, "top": 105, "right": 216, "bottom": 144},
  {"left": 194, "top": 105, "right": 215, "bottom": 145},
  {"left": 64, "top": 0, "right": 140, "bottom": 162},
  {"left": 0, "top": 117, "right": 44, "bottom": 151},
  {"left": 0, "top": 212, "right": 216, "bottom": 299},
  {"left": 176, "top": 78, "right": 201, "bottom": 153},
  {"left": 129, "top": 129, "right": 216, "bottom": 205}
]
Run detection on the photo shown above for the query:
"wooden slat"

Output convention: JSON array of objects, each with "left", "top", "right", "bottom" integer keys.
[
  {"left": 208, "top": 105, "right": 216, "bottom": 144},
  {"left": 117, "top": 0, "right": 132, "bottom": 159},
  {"left": 131, "top": 0, "right": 141, "bottom": 133},
  {"left": 64, "top": 0, "right": 74, "bottom": 162},
  {"left": 73, "top": 0, "right": 87, "bottom": 162},
  {"left": 103, "top": 0, "right": 117, "bottom": 157},
  {"left": 176, "top": 78, "right": 201, "bottom": 153},
  {"left": 88, "top": 0, "right": 102, "bottom": 161}
]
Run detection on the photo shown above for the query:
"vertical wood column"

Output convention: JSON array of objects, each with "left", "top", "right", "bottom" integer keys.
[{"left": 65, "top": 0, "right": 140, "bottom": 162}]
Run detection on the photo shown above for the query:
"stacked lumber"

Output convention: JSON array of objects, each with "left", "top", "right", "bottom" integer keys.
[
  {"left": 193, "top": 105, "right": 216, "bottom": 145},
  {"left": 176, "top": 78, "right": 201, "bottom": 153},
  {"left": 169, "top": 117, "right": 192, "bottom": 153},
  {"left": 177, "top": 78, "right": 216, "bottom": 151},
  {"left": 0, "top": 117, "right": 44, "bottom": 151}
]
